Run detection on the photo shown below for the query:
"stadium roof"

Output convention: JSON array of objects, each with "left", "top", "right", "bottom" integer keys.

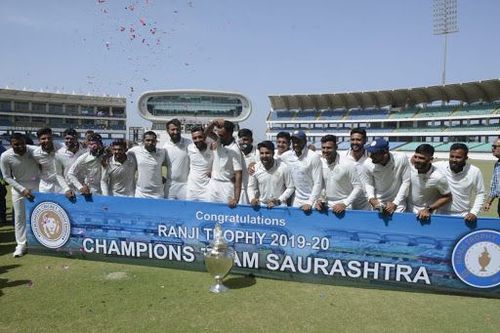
[{"left": 268, "top": 79, "right": 500, "bottom": 110}]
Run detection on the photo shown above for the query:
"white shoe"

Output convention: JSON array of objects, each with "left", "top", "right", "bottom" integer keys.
[{"left": 13, "top": 245, "right": 27, "bottom": 258}]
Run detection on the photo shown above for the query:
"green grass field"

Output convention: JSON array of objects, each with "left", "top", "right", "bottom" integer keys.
[{"left": 0, "top": 159, "right": 499, "bottom": 332}]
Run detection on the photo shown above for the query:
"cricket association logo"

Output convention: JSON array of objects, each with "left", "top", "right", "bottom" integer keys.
[
  {"left": 451, "top": 230, "right": 500, "bottom": 289},
  {"left": 30, "top": 202, "right": 71, "bottom": 249}
]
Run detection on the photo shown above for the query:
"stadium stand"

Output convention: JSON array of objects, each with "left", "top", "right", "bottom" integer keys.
[{"left": 266, "top": 79, "right": 500, "bottom": 152}]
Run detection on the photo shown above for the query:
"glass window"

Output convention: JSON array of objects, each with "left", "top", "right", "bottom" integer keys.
[
  {"left": 14, "top": 101, "right": 29, "bottom": 111},
  {"left": 0, "top": 100, "right": 12, "bottom": 111},
  {"left": 32, "top": 103, "right": 46, "bottom": 112},
  {"left": 48, "top": 104, "right": 63, "bottom": 113}
]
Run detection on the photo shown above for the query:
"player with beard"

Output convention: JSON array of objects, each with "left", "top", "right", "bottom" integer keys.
[
  {"left": 67, "top": 133, "right": 106, "bottom": 196},
  {"left": 0, "top": 133, "right": 40, "bottom": 257},
  {"left": 434, "top": 143, "right": 485, "bottom": 222},
  {"left": 163, "top": 118, "right": 191, "bottom": 199},
  {"left": 204, "top": 119, "right": 242, "bottom": 208},
  {"left": 408, "top": 144, "right": 451, "bottom": 220},
  {"left": 101, "top": 139, "right": 137, "bottom": 197},
  {"left": 27, "top": 128, "right": 65, "bottom": 195},
  {"left": 280, "top": 130, "right": 322, "bottom": 212},
  {"left": 315, "top": 135, "right": 364, "bottom": 214},
  {"left": 237, "top": 128, "right": 259, "bottom": 204},
  {"left": 248, "top": 141, "right": 294, "bottom": 208},
  {"left": 55, "top": 128, "right": 84, "bottom": 197},
  {"left": 362, "top": 138, "right": 411, "bottom": 215},
  {"left": 186, "top": 126, "right": 213, "bottom": 201},
  {"left": 345, "top": 128, "right": 369, "bottom": 173},
  {"left": 127, "top": 131, "right": 169, "bottom": 199},
  {"left": 484, "top": 137, "right": 500, "bottom": 216}
]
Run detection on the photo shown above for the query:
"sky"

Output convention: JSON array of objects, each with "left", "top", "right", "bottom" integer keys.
[{"left": 1, "top": 0, "right": 499, "bottom": 141}]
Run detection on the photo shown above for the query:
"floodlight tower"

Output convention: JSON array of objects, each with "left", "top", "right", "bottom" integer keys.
[{"left": 433, "top": 0, "right": 458, "bottom": 85}]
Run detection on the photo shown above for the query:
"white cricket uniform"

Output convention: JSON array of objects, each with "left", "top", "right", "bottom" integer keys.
[
  {"left": 55, "top": 145, "right": 85, "bottom": 192},
  {"left": 28, "top": 144, "right": 62, "bottom": 193},
  {"left": 67, "top": 152, "right": 104, "bottom": 194},
  {"left": 320, "top": 154, "right": 363, "bottom": 209},
  {"left": 280, "top": 147, "right": 322, "bottom": 207},
  {"left": 101, "top": 155, "right": 137, "bottom": 197},
  {"left": 434, "top": 161, "right": 486, "bottom": 216},
  {"left": 248, "top": 159, "right": 294, "bottom": 205},
  {"left": 362, "top": 152, "right": 411, "bottom": 212},
  {"left": 407, "top": 164, "right": 451, "bottom": 213},
  {"left": 0, "top": 149, "right": 40, "bottom": 247},
  {"left": 206, "top": 140, "right": 243, "bottom": 203},
  {"left": 240, "top": 146, "right": 259, "bottom": 205},
  {"left": 344, "top": 149, "right": 370, "bottom": 210},
  {"left": 127, "top": 145, "right": 168, "bottom": 199},
  {"left": 163, "top": 137, "right": 191, "bottom": 199},
  {"left": 186, "top": 143, "right": 213, "bottom": 201}
]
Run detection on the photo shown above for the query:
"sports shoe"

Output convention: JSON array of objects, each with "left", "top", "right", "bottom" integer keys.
[{"left": 13, "top": 245, "right": 27, "bottom": 258}]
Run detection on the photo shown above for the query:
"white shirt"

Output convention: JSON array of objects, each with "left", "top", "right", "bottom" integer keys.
[
  {"left": 345, "top": 149, "right": 369, "bottom": 178},
  {"left": 320, "top": 154, "right": 363, "bottom": 207},
  {"left": 127, "top": 145, "right": 169, "bottom": 199},
  {"left": 28, "top": 144, "right": 62, "bottom": 193},
  {"left": 163, "top": 137, "right": 191, "bottom": 184},
  {"left": 434, "top": 161, "right": 486, "bottom": 216},
  {"left": 362, "top": 152, "right": 411, "bottom": 206},
  {"left": 67, "top": 152, "right": 104, "bottom": 194},
  {"left": 55, "top": 145, "right": 85, "bottom": 192},
  {"left": 211, "top": 140, "right": 243, "bottom": 182},
  {"left": 0, "top": 148, "right": 40, "bottom": 194},
  {"left": 186, "top": 143, "right": 213, "bottom": 199},
  {"left": 408, "top": 164, "right": 451, "bottom": 213},
  {"left": 101, "top": 155, "right": 137, "bottom": 197},
  {"left": 248, "top": 159, "right": 294, "bottom": 204},
  {"left": 280, "top": 147, "right": 322, "bottom": 206}
]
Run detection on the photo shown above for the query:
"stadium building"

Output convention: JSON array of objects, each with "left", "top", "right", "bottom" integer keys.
[
  {"left": 266, "top": 79, "right": 500, "bottom": 154},
  {"left": 137, "top": 90, "right": 251, "bottom": 146},
  {"left": 0, "top": 88, "right": 127, "bottom": 141}
]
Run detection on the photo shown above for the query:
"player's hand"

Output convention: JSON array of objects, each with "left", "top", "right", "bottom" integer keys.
[
  {"left": 22, "top": 189, "right": 34, "bottom": 200},
  {"left": 368, "top": 198, "right": 380, "bottom": 209},
  {"left": 65, "top": 190, "right": 75, "bottom": 199},
  {"left": 384, "top": 202, "right": 397, "bottom": 215},
  {"left": 228, "top": 197, "right": 238, "bottom": 208},
  {"left": 250, "top": 198, "right": 259, "bottom": 207},
  {"left": 301, "top": 204, "right": 312, "bottom": 213},
  {"left": 482, "top": 202, "right": 491, "bottom": 212},
  {"left": 80, "top": 185, "right": 91, "bottom": 195},
  {"left": 464, "top": 213, "right": 477, "bottom": 223},
  {"left": 248, "top": 162, "right": 256, "bottom": 176},
  {"left": 332, "top": 203, "right": 347, "bottom": 214},
  {"left": 417, "top": 207, "right": 431, "bottom": 220}
]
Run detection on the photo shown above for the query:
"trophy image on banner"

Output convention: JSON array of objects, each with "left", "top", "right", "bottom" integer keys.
[{"left": 204, "top": 223, "right": 235, "bottom": 293}]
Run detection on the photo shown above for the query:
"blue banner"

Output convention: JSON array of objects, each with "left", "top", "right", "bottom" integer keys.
[{"left": 26, "top": 193, "right": 500, "bottom": 297}]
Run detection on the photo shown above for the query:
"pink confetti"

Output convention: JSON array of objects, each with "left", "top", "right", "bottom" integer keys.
[
  {"left": 150, "top": 28, "right": 157, "bottom": 34},
  {"left": 120, "top": 26, "right": 126, "bottom": 32},
  {"left": 105, "top": 42, "right": 110, "bottom": 50},
  {"left": 141, "top": 38, "right": 145, "bottom": 43},
  {"left": 139, "top": 18, "right": 146, "bottom": 26},
  {"left": 97, "top": 0, "right": 106, "bottom": 3}
]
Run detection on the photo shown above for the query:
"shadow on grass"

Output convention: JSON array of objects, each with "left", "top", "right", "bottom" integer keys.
[
  {"left": 0, "top": 264, "right": 31, "bottom": 298},
  {"left": 0, "top": 225, "right": 15, "bottom": 256},
  {"left": 224, "top": 274, "right": 256, "bottom": 290}
]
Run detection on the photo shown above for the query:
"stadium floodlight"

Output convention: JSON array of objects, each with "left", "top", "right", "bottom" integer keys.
[{"left": 433, "top": 0, "right": 458, "bottom": 86}]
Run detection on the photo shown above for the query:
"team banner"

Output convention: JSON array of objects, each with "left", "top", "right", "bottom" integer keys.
[{"left": 26, "top": 193, "right": 499, "bottom": 297}]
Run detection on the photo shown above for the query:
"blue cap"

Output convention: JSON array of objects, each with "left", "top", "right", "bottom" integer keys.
[
  {"left": 365, "top": 138, "right": 389, "bottom": 153},
  {"left": 291, "top": 130, "right": 306, "bottom": 141}
]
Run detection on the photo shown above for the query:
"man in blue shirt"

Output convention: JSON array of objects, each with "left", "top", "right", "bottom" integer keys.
[{"left": 484, "top": 138, "right": 500, "bottom": 217}]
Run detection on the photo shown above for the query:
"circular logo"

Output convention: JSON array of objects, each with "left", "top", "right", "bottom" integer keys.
[
  {"left": 451, "top": 230, "right": 500, "bottom": 289},
  {"left": 30, "top": 202, "right": 71, "bottom": 249}
]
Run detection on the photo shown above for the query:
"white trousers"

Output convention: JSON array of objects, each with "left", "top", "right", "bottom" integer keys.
[
  {"left": 12, "top": 189, "right": 27, "bottom": 246},
  {"left": 206, "top": 179, "right": 234, "bottom": 204}
]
